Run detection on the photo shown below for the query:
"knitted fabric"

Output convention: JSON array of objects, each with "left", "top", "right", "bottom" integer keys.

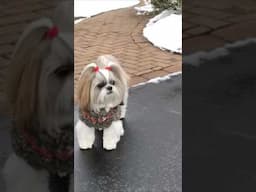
[
  {"left": 11, "top": 125, "right": 74, "bottom": 175},
  {"left": 79, "top": 106, "right": 121, "bottom": 130}
]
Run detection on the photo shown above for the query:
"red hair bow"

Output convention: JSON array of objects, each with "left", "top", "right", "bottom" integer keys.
[
  {"left": 93, "top": 66, "right": 112, "bottom": 72},
  {"left": 44, "top": 26, "right": 59, "bottom": 40},
  {"left": 93, "top": 66, "right": 99, "bottom": 72},
  {"left": 105, "top": 66, "right": 112, "bottom": 71}
]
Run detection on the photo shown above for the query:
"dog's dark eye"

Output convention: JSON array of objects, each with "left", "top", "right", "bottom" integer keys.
[
  {"left": 109, "top": 80, "right": 115, "bottom": 85},
  {"left": 54, "top": 65, "right": 72, "bottom": 77},
  {"left": 97, "top": 81, "right": 107, "bottom": 88}
]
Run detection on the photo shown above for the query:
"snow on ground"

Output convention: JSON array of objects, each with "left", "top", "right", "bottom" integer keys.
[
  {"left": 183, "top": 38, "right": 256, "bottom": 66},
  {"left": 134, "top": 3, "right": 154, "bottom": 15},
  {"left": 143, "top": 10, "right": 182, "bottom": 53},
  {"left": 132, "top": 71, "right": 182, "bottom": 88},
  {"left": 75, "top": 0, "right": 139, "bottom": 24}
]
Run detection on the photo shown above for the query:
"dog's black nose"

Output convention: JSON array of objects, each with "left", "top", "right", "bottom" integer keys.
[{"left": 107, "top": 86, "right": 112, "bottom": 91}]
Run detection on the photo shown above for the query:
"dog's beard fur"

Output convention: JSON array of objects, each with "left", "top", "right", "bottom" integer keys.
[{"left": 90, "top": 71, "right": 125, "bottom": 113}]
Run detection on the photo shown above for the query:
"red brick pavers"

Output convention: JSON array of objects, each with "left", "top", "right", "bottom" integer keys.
[
  {"left": 183, "top": 0, "right": 256, "bottom": 54},
  {"left": 74, "top": 2, "right": 181, "bottom": 90}
]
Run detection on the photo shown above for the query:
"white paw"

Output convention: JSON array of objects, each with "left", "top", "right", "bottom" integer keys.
[
  {"left": 103, "top": 137, "right": 119, "bottom": 150},
  {"left": 76, "top": 120, "right": 95, "bottom": 150},
  {"left": 78, "top": 135, "right": 95, "bottom": 150},
  {"left": 103, "top": 120, "right": 123, "bottom": 150}
]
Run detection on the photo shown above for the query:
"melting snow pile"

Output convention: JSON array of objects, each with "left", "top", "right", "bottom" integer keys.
[
  {"left": 143, "top": 10, "right": 182, "bottom": 53},
  {"left": 134, "top": 3, "right": 154, "bottom": 15},
  {"left": 75, "top": 0, "right": 140, "bottom": 24},
  {"left": 132, "top": 71, "right": 181, "bottom": 87}
]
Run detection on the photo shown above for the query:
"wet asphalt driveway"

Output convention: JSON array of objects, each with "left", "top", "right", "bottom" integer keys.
[{"left": 183, "top": 40, "right": 256, "bottom": 192}]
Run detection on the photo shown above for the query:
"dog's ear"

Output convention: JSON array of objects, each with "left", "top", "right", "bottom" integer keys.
[
  {"left": 76, "top": 63, "right": 97, "bottom": 111},
  {"left": 6, "top": 18, "right": 54, "bottom": 127},
  {"left": 110, "top": 60, "right": 129, "bottom": 87}
]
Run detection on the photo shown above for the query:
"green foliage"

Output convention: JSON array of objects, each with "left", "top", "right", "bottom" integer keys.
[{"left": 151, "top": 0, "right": 181, "bottom": 12}]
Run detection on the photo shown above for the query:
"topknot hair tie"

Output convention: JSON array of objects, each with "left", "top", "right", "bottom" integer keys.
[
  {"left": 44, "top": 26, "right": 59, "bottom": 40},
  {"left": 93, "top": 66, "right": 112, "bottom": 72},
  {"left": 105, "top": 66, "right": 112, "bottom": 71},
  {"left": 93, "top": 66, "right": 99, "bottom": 72}
]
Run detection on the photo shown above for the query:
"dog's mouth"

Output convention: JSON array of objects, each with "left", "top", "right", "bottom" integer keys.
[{"left": 107, "top": 90, "right": 113, "bottom": 95}]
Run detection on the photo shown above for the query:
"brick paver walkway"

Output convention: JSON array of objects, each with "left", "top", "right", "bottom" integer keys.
[
  {"left": 183, "top": 0, "right": 256, "bottom": 54},
  {"left": 74, "top": 2, "right": 182, "bottom": 88}
]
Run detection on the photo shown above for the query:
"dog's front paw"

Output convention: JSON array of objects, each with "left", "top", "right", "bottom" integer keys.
[
  {"left": 76, "top": 120, "right": 95, "bottom": 150},
  {"left": 103, "top": 121, "right": 124, "bottom": 150},
  {"left": 78, "top": 135, "right": 95, "bottom": 150},
  {"left": 103, "top": 138, "right": 118, "bottom": 150}
]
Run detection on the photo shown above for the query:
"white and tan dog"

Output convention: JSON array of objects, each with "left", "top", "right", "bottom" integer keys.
[
  {"left": 2, "top": 1, "right": 74, "bottom": 192},
  {"left": 76, "top": 55, "right": 129, "bottom": 150}
]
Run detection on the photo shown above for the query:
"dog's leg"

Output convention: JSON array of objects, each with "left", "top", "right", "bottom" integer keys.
[
  {"left": 120, "top": 103, "right": 127, "bottom": 120},
  {"left": 3, "top": 153, "right": 49, "bottom": 192},
  {"left": 103, "top": 120, "right": 124, "bottom": 150},
  {"left": 75, "top": 120, "right": 95, "bottom": 149},
  {"left": 120, "top": 89, "right": 128, "bottom": 119}
]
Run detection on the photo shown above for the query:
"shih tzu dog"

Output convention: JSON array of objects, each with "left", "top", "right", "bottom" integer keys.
[
  {"left": 2, "top": 2, "right": 74, "bottom": 192},
  {"left": 76, "top": 55, "right": 129, "bottom": 150}
]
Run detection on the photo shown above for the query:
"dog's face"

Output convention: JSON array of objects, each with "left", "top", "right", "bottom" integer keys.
[
  {"left": 90, "top": 67, "right": 124, "bottom": 112},
  {"left": 77, "top": 55, "right": 128, "bottom": 112}
]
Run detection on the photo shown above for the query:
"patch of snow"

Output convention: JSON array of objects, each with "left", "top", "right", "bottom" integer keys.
[
  {"left": 132, "top": 71, "right": 182, "bottom": 88},
  {"left": 75, "top": 0, "right": 139, "bottom": 24},
  {"left": 147, "top": 10, "right": 173, "bottom": 25},
  {"left": 74, "top": 18, "right": 86, "bottom": 24},
  {"left": 134, "top": 4, "right": 154, "bottom": 15},
  {"left": 183, "top": 38, "right": 256, "bottom": 66},
  {"left": 183, "top": 51, "right": 208, "bottom": 67},
  {"left": 225, "top": 38, "right": 256, "bottom": 48},
  {"left": 143, "top": 10, "right": 182, "bottom": 53}
]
